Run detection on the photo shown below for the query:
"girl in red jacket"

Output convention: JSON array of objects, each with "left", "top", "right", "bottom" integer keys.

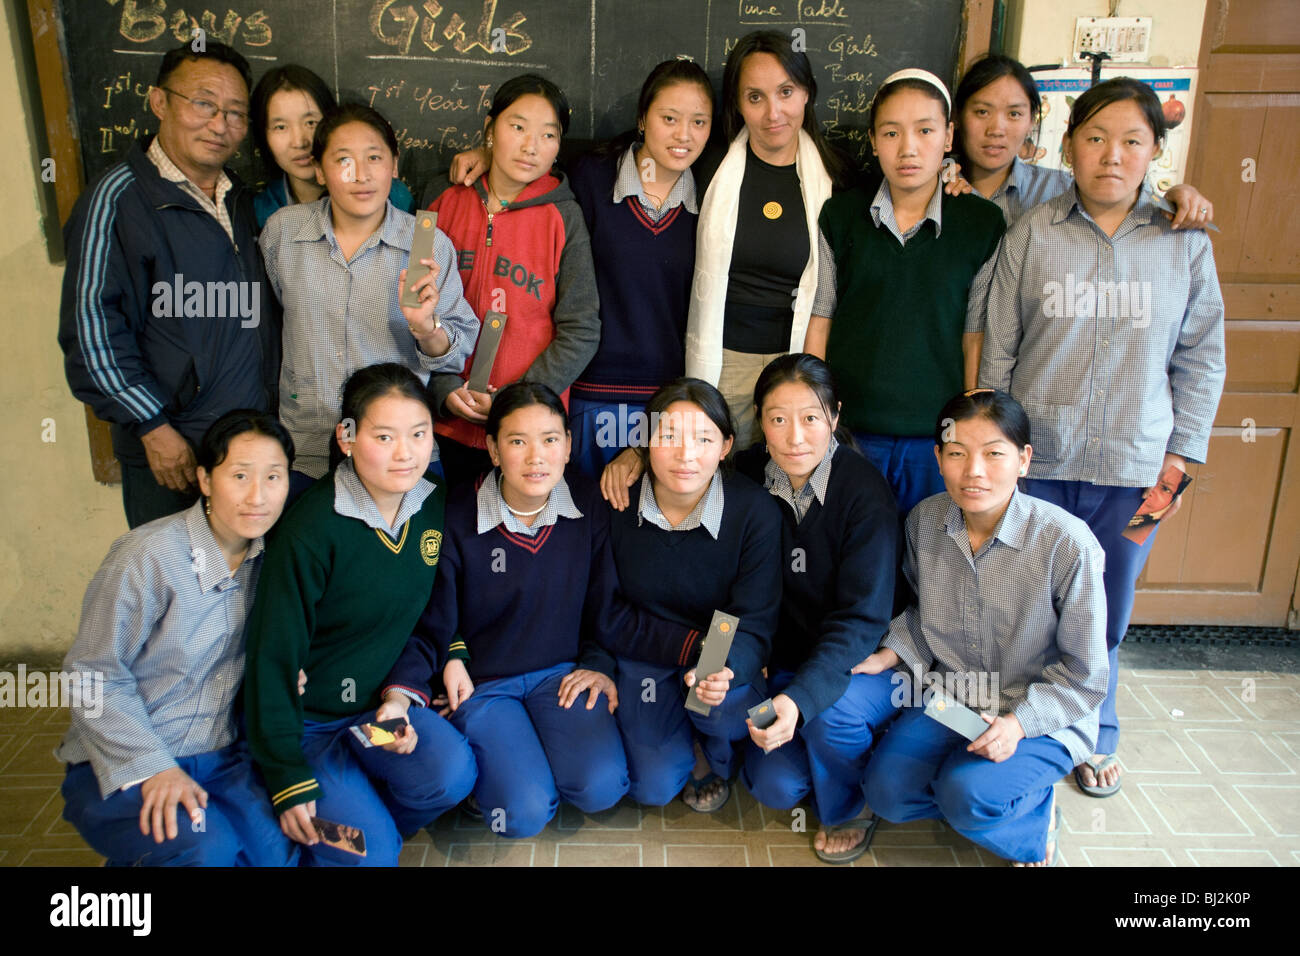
[{"left": 427, "top": 74, "right": 600, "bottom": 487}]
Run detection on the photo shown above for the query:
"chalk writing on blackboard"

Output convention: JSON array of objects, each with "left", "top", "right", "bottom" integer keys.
[
  {"left": 735, "top": 0, "right": 851, "bottom": 25},
  {"left": 369, "top": 1, "right": 532, "bottom": 58},
  {"left": 112, "top": 2, "right": 272, "bottom": 47}
]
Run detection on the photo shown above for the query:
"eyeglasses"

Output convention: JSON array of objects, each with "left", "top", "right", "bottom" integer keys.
[{"left": 162, "top": 87, "right": 250, "bottom": 129}]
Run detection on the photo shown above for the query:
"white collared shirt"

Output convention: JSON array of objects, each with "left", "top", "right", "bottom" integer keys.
[
  {"left": 636, "top": 471, "right": 724, "bottom": 539},
  {"left": 475, "top": 469, "right": 582, "bottom": 537}
]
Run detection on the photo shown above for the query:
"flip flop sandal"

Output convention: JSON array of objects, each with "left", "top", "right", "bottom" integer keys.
[
  {"left": 814, "top": 815, "right": 879, "bottom": 864},
  {"left": 1074, "top": 753, "right": 1121, "bottom": 797},
  {"left": 682, "top": 771, "right": 731, "bottom": 813}
]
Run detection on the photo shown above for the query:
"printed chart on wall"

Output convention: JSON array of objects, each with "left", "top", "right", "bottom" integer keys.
[
  {"left": 1028, "top": 68, "right": 1198, "bottom": 194},
  {"left": 57, "top": 0, "right": 963, "bottom": 191}
]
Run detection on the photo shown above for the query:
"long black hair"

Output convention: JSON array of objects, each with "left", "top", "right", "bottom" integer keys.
[
  {"left": 594, "top": 58, "right": 714, "bottom": 162},
  {"left": 1066, "top": 76, "right": 1166, "bottom": 144},
  {"left": 486, "top": 73, "right": 572, "bottom": 136},
  {"left": 312, "top": 101, "right": 400, "bottom": 164},
  {"left": 951, "top": 54, "right": 1042, "bottom": 173},
  {"left": 752, "top": 353, "right": 856, "bottom": 449},
  {"left": 250, "top": 64, "right": 338, "bottom": 176},
  {"left": 329, "top": 363, "right": 434, "bottom": 471},
  {"left": 198, "top": 409, "right": 294, "bottom": 472},
  {"left": 720, "top": 30, "right": 850, "bottom": 187},
  {"left": 933, "top": 388, "right": 1031, "bottom": 450},
  {"left": 484, "top": 381, "right": 569, "bottom": 440},
  {"left": 637, "top": 377, "right": 736, "bottom": 476}
]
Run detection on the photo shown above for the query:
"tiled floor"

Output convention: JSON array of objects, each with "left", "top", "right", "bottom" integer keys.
[{"left": 3, "top": 664, "right": 1298, "bottom": 867}]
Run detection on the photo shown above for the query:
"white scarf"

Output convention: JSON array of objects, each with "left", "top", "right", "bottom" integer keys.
[{"left": 685, "top": 128, "right": 833, "bottom": 385}]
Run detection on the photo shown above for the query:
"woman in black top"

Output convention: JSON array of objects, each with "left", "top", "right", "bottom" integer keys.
[{"left": 684, "top": 31, "right": 851, "bottom": 451}]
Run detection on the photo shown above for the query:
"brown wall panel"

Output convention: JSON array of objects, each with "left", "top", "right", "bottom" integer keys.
[
  {"left": 1223, "top": 323, "right": 1300, "bottom": 393},
  {"left": 1215, "top": 0, "right": 1300, "bottom": 49},
  {"left": 1142, "top": 429, "right": 1286, "bottom": 590}
]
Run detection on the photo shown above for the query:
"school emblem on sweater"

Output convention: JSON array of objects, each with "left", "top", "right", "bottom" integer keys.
[
  {"left": 420, "top": 529, "right": 442, "bottom": 566},
  {"left": 763, "top": 201, "right": 783, "bottom": 220}
]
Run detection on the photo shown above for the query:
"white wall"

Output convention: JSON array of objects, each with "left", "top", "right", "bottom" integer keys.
[
  {"left": 0, "top": 3, "right": 126, "bottom": 661},
  {"left": 1005, "top": 0, "right": 1206, "bottom": 68}
]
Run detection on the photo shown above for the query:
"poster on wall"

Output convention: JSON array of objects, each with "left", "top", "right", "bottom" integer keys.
[{"left": 1026, "top": 68, "right": 1198, "bottom": 195}]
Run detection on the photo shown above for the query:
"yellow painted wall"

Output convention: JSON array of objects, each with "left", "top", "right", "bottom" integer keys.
[
  {"left": 0, "top": 4, "right": 126, "bottom": 661},
  {"left": 1005, "top": 0, "right": 1206, "bottom": 68}
]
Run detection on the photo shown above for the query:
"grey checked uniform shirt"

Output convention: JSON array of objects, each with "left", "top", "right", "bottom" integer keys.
[
  {"left": 977, "top": 156, "right": 1075, "bottom": 227},
  {"left": 980, "top": 185, "right": 1226, "bottom": 486},
  {"left": 763, "top": 436, "right": 838, "bottom": 523},
  {"left": 637, "top": 471, "right": 724, "bottom": 539},
  {"left": 334, "top": 457, "right": 436, "bottom": 536},
  {"left": 56, "top": 501, "right": 263, "bottom": 797},
  {"left": 260, "top": 198, "right": 480, "bottom": 478},
  {"left": 885, "top": 489, "right": 1109, "bottom": 765},
  {"left": 476, "top": 469, "right": 583, "bottom": 537}
]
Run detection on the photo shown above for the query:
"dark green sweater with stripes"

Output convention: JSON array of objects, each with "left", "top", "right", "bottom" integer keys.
[
  {"left": 244, "top": 473, "right": 447, "bottom": 813},
  {"left": 820, "top": 187, "right": 1005, "bottom": 436}
]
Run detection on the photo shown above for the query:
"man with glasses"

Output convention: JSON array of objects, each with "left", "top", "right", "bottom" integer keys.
[{"left": 60, "top": 42, "right": 280, "bottom": 527}]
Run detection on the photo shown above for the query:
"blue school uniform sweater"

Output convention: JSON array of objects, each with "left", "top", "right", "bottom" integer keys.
[
  {"left": 568, "top": 149, "right": 698, "bottom": 404},
  {"left": 385, "top": 473, "right": 689, "bottom": 695},
  {"left": 604, "top": 471, "right": 783, "bottom": 687},
  {"left": 736, "top": 444, "right": 899, "bottom": 722}
]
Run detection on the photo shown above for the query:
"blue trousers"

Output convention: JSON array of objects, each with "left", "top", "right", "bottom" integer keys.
[
  {"left": 1024, "top": 479, "right": 1157, "bottom": 754},
  {"left": 299, "top": 706, "right": 476, "bottom": 866},
  {"left": 448, "top": 662, "right": 629, "bottom": 838},
  {"left": 854, "top": 433, "right": 944, "bottom": 520},
  {"left": 863, "top": 707, "right": 1074, "bottom": 863},
  {"left": 61, "top": 741, "right": 297, "bottom": 866},
  {"left": 742, "top": 670, "right": 900, "bottom": 826},
  {"left": 614, "top": 658, "right": 764, "bottom": 806},
  {"left": 568, "top": 398, "right": 649, "bottom": 480}
]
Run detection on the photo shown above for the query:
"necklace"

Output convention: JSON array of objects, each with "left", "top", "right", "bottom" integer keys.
[
  {"left": 485, "top": 174, "right": 513, "bottom": 213},
  {"left": 505, "top": 500, "right": 546, "bottom": 517}
]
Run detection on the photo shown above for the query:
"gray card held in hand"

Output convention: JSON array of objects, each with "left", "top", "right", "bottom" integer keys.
[
  {"left": 401, "top": 211, "right": 439, "bottom": 309},
  {"left": 466, "top": 311, "right": 508, "bottom": 393},
  {"left": 685, "top": 610, "right": 739, "bottom": 717}
]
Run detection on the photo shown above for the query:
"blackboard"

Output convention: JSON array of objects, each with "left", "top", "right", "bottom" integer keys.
[{"left": 55, "top": 0, "right": 968, "bottom": 196}]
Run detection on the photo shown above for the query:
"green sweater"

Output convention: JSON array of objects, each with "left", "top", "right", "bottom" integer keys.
[
  {"left": 244, "top": 473, "right": 446, "bottom": 813},
  {"left": 820, "top": 187, "right": 1005, "bottom": 436}
]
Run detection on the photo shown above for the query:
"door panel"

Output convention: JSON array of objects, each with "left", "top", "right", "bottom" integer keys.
[{"left": 1133, "top": 0, "right": 1300, "bottom": 627}]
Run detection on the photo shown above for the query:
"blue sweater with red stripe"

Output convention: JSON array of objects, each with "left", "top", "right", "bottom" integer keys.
[
  {"left": 735, "top": 444, "right": 899, "bottom": 722},
  {"left": 604, "top": 471, "right": 783, "bottom": 686},
  {"left": 384, "top": 473, "right": 692, "bottom": 695},
  {"left": 568, "top": 149, "right": 698, "bottom": 405}
]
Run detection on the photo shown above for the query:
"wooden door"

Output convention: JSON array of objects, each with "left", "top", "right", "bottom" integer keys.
[{"left": 1134, "top": 0, "right": 1300, "bottom": 627}]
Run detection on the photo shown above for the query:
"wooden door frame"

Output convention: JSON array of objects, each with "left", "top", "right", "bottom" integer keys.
[{"left": 1134, "top": 0, "right": 1300, "bottom": 628}]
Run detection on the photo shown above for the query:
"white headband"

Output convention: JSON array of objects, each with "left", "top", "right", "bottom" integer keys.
[{"left": 874, "top": 68, "right": 952, "bottom": 112}]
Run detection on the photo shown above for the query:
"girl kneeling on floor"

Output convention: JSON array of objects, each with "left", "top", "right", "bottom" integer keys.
[
  {"left": 735, "top": 354, "right": 901, "bottom": 863},
  {"left": 858, "top": 389, "right": 1109, "bottom": 866},
  {"left": 602, "top": 378, "right": 783, "bottom": 813},
  {"left": 385, "top": 382, "right": 691, "bottom": 837},
  {"left": 244, "top": 363, "right": 476, "bottom": 866}
]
